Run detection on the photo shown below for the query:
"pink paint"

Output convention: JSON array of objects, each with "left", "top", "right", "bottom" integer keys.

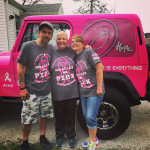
[{"left": 0, "top": 14, "right": 148, "bottom": 99}]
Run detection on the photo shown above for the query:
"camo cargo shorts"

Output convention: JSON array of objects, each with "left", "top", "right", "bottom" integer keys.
[{"left": 21, "top": 93, "right": 53, "bottom": 124}]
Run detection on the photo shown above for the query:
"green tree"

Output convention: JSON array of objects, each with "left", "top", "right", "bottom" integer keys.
[{"left": 73, "top": 0, "right": 111, "bottom": 14}]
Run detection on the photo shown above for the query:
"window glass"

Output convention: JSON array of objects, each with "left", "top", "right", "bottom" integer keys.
[
  {"left": 22, "top": 24, "right": 32, "bottom": 43},
  {"left": 18, "top": 22, "right": 70, "bottom": 51},
  {"left": 32, "top": 24, "right": 39, "bottom": 40},
  {"left": 81, "top": 19, "right": 136, "bottom": 57},
  {"left": 51, "top": 23, "right": 70, "bottom": 45},
  {"left": 15, "top": 15, "right": 21, "bottom": 36}
]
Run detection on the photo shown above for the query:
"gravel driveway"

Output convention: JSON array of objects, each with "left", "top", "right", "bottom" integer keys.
[{"left": 0, "top": 100, "right": 150, "bottom": 150}]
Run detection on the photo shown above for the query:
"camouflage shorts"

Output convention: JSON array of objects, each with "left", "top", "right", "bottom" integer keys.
[{"left": 21, "top": 93, "right": 54, "bottom": 124}]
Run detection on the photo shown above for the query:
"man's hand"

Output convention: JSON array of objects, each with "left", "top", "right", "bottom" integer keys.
[{"left": 20, "top": 88, "right": 30, "bottom": 100}]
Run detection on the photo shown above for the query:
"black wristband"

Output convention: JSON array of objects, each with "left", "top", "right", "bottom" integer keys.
[{"left": 20, "top": 87, "right": 26, "bottom": 90}]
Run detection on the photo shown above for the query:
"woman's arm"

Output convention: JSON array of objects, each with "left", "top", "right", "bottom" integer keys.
[{"left": 95, "top": 62, "right": 103, "bottom": 97}]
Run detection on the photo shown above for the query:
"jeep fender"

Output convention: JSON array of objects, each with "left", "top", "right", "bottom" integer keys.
[{"left": 103, "top": 71, "right": 141, "bottom": 106}]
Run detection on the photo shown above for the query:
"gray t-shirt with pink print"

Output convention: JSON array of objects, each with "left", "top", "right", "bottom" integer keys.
[
  {"left": 50, "top": 46, "right": 79, "bottom": 101},
  {"left": 17, "top": 40, "right": 54, "bottom": 96},
  {"left": 76, "top": 48, "right": 105, "bottom": 97}
]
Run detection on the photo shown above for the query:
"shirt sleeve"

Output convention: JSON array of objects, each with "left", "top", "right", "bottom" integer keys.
[
  {"left": 49, "top": 44, "right": 57, "bottom": 71},
  {"left": 50, "top": 44, "right": 57, "bottom": 54},
  {"left": 16, "top": 42, "right": 29, "bottom": 66},
  {"left": 85, "top": 48, "right": 101, "bottom": 67}
]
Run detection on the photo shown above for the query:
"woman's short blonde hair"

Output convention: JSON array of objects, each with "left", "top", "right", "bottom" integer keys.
[{"left": 71, "top": 35, "right": 84, "bottom": 44}]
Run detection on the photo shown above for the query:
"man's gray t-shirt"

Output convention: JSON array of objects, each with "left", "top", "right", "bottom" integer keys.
[
  {"left": 76, "top": 48, "right": 105, "bottom": 97},
  {"left": 50, "top": 46, "right": 79, "bottom": 101},
  {"left": 17, "top": 40, "right": 54, "bottom": 96}
]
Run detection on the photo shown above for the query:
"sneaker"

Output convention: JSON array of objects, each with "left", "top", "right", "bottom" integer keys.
[
  {"left": 40, "top": 136, "right": 51, "bottom": 150},
  {"left": 88, "top": 142, "right": 96, "bottom": 150},
  {"left": 68, "top": 138, "right": 77, "bottom": 148},
  {"left": 81, "top": 137, "right": 99, "bottom": 148},
  {"left": 56, "top": 138, "right": 64, "bottom": 147},
  {"left": 20, "top": 142, "right": 29, "bottom": 150},
  {"left": 94, "top": 137, "right": 99, "bottom": 146}
]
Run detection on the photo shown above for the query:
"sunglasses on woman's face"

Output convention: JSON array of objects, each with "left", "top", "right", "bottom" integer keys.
[{"left": 71, "top": 40, "right": 82, "bottom": 44}]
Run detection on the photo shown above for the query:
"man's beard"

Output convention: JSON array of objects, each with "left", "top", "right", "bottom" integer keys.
[{"left": 41, "top": 37, "right": 49, "bottom": 48}]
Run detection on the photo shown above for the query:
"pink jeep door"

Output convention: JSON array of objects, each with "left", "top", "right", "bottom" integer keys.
[{"left": 12, "top": 20, "right": 72, "bottom": 98}]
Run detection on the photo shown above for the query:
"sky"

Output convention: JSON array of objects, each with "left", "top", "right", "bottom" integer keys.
[
  {"left": 62, "top": 0, "right": 150, "bottom": 33},
  {"left": 16, "top": 0, "right": 150, "bottom": 33},
  {"left": 110, "top": 0, "right": 150, "bottom": 33}
]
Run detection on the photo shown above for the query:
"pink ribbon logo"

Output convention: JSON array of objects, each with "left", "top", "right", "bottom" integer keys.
[
  {"left": 76, "top": 61, "right": 93, "bottom": 88},
  {"left": 34, "top": 54, "right": 50, "bottom": 83},
  {"left": 52, "top": 56, "right": 76, "bottom": 86}
]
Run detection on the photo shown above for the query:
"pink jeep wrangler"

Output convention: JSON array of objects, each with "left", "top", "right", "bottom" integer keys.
[{"left": 0, "top": 14, "right": 149, "bottom": 140}]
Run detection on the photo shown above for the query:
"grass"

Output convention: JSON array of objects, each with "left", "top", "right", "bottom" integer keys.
[
  {"left": 0, "top": 141, "right": 42, "bottom": 150},
  {"left": 0, "top": 140, "right": 82, "bottom": 150},
  {"left": 0, "top": 140, "right": 120, "bottom": 150}
]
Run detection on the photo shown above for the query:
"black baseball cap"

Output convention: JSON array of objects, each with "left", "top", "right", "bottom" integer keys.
[{"left": 38, "top": 21, "right": 53, "bottom": 31}]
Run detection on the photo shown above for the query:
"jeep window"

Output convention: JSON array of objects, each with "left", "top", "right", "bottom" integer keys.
[
  {"left": 81, "top": 18, "right": 136, "bottom": 57},
  {"left": 16, "top": 15, "right": 21, "bottom": 36},
  {"left": 18, "top": 23, "right": 70, "bottom": 52},
  {"left": 137, "top": 26, "right": 142, "bottom": 45}
]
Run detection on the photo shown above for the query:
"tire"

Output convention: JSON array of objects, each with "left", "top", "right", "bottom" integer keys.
[{"left": 77, "top": 86, "right": 131, "bottom": 140}]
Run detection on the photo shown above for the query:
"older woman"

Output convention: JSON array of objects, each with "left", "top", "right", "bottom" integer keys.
[
  {"left": 71, "top": 35, "right": 105, "bottom": 150},
  {"left": 50, "top": 31, "right": 79, "bottom": 148}
]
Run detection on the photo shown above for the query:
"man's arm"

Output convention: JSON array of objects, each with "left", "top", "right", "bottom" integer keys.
[{"left": 17, "top": 63, "right": 29, "bottom": 100}]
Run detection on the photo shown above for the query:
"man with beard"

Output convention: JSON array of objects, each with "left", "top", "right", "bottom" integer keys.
[{"left": 17, "top": 22, "right": 54, "bottom": 150}]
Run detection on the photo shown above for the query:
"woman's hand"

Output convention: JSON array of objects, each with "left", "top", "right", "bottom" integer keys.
[
  {"left": 97, "top": 89, "right": 103, "bottom": 97},
  {"left": 85, "top": 45, "right": 91, "bottom": 49}
]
